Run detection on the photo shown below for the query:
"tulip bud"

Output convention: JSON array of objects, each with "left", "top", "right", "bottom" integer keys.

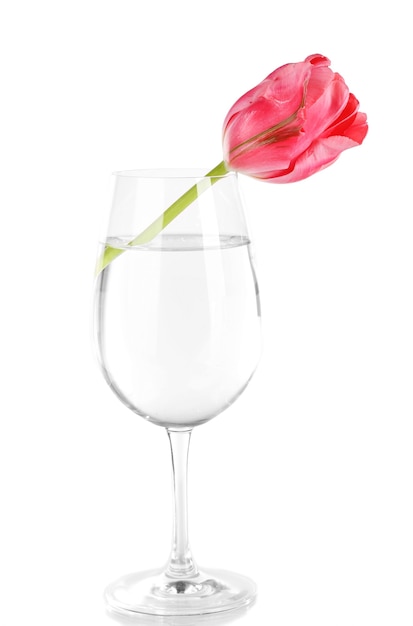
[{"left": 222, "top": 54, "right": 368, "bottom": 183}]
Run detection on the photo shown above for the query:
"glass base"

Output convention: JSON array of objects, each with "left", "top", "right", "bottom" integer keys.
[{"left": 104, "top": 566, "right": 257, "bottom": 617}]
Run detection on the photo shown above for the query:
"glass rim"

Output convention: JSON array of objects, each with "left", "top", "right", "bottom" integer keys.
[{"left": 111, "top": 168, "right": 236, "bottom": 180}]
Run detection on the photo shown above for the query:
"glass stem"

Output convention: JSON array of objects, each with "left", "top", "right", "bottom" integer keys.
[{"left": 165, "top": 428, "right": 198, "bottom": 579}]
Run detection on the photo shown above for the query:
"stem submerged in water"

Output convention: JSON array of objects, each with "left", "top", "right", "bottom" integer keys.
[{"left": 95, "top": 161, "right": 228, "bottom": 275}]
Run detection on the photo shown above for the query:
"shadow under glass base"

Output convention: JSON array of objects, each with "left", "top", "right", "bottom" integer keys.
[{"left": 104, "top": 566, "right": 257, "bottom": 617}]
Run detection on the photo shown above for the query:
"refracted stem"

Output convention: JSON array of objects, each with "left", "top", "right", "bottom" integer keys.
[
  {"left": 95, "top": 160, "right": 228, "bottom": 275},
  {"left": 165, "top": 428, "right": 198, "bottom": 580}
]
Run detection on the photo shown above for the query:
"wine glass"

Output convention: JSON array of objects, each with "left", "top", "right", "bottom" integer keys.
[{"left": 93, "top": 168, "right": 261, "bottom": 617}]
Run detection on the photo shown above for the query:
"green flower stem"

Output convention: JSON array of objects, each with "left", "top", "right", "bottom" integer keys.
[{"left": 95, "top": 160, "right": 229, "bottom": 275}]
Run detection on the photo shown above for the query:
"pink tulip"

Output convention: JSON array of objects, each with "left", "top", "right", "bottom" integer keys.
[
  {"left": 97, "top": 55, "right": 368, "bottom": 273},
  {"left": 222, "top": 54, "right": 368, "bottom": 183}
]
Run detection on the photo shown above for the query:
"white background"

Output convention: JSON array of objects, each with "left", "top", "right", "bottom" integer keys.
[{"left": 1, "top": 1, "right": 412, "bottom": 625}]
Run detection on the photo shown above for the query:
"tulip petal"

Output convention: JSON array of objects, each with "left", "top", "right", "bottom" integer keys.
[
  {"left": 323, "top": 93, "right": 368, "bottom": 144},
  {"left": 264, "top": 134, "right": 362, "bottom": 183},
  {"left": 223, "top": 60, "right": 312, "bottom": 144}
]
